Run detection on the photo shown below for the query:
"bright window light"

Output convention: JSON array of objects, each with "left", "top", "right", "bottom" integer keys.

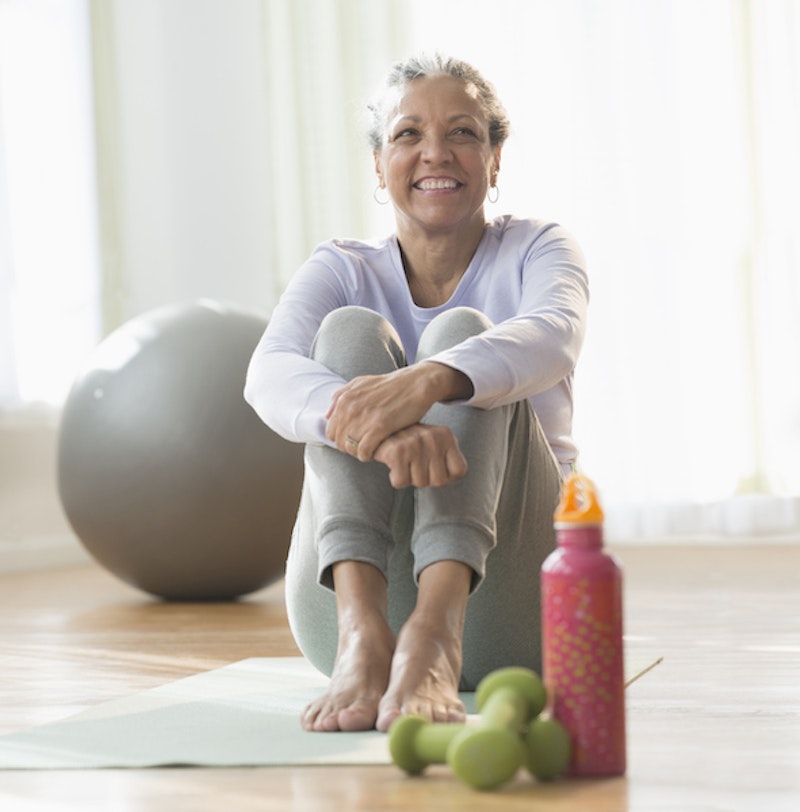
[{"left": 0, "top": 0, "right": 100, "bottom": 409}]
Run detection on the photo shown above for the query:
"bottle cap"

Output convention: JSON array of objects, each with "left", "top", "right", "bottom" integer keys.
[{"left": 554, "top": 472, "right": 605, "bottom": 525}]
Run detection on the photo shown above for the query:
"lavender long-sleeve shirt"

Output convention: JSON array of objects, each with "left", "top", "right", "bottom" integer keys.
[{"left": 245, "top": 215, "right": 589, "bottom": 467}]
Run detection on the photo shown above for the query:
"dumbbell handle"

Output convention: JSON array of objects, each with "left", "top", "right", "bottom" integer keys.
[
  {"left": 389, "top": 718, "right": 466, "bottom": 775},
  {"left": 445, "top": 684, "right": 532, "bottom": 790},
  {"left": 479, "top": 686, "right": 529, "bottom": 732},
  {"left": 411, "top": 722, "right": 465, "bottom": 765}
]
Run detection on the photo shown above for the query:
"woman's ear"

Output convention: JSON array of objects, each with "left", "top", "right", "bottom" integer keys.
[
  {"left": 492, "top": 147, "right": 502, "bottom": 180},
  {"left": 373, "top": 150, "right": 384, "bottom": 187}
]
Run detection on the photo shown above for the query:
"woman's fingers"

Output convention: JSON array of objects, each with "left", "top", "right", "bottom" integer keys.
[
  {"left": 326, "top": 371, "right": 433, "bottom": 459},
  {"left": 443, "top": 443, "right": 468, "bottom": 482},
  {"left": 374, "top": 425, "right": 467, "bottom": 489},
  {"left": 327, "top": 364, "right": 473, "bottom": 467}
]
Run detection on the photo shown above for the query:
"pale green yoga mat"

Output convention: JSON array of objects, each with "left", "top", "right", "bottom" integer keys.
[
  {"left": 0, "top": 655, "right": 658, "bottom": 770},
  {"left": 0, "top": 658, "right": 399, "bottom": 770}
]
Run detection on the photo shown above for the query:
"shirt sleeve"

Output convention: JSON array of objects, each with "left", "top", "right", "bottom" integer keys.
[
  {"left": 243, "top": 246, "right": 349, "bottom": 447},
  {"left": 426, "top": 223, "right": 589, "bottom": 409}
]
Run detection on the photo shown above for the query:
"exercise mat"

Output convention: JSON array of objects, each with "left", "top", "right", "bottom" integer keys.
[{"left": 0, "top": 656, "right": 660, "bottom": 770}]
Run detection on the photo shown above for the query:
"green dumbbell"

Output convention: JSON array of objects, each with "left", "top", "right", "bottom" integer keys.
[
  {"left": 388, "top": 715, "right": 466, "bottom": 775},
  {"left": 446, "top": 667, "right": 547, "bottom": 791},
  {"left": 524, "top": 715, "right": 572, "bottom": 782}
]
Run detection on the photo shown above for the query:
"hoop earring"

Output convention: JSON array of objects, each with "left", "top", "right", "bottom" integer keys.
[
  {"left": 487, "top": 184, "right": 500, "bottom": 204},
  {"left": 373, "top": 185, "right": 390, "bottom": 205}
]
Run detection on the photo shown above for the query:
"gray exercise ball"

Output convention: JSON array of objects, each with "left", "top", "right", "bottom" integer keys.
[{"left": 57, "top": 299, "right": 303, "bottom": 600}]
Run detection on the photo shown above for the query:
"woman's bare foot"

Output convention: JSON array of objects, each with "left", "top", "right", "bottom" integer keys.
[
  {"left": 301, "top": 559, "right": 472, "bottom": 733},
  {"left": 375, "top": 560, "right": 472, "bottom": 732},
  {"left": 375, "top": 613, "right": 466, "bottom": 732},
  {"left": 301, "top": 617, "right": 395, "bottom": 731},
  {"left": 301, "top": 561, "right": 395, "bottom": 732}
]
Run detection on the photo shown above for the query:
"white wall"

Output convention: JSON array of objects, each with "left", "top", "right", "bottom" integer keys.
[{"left": 0, "top": 415, "right": 91, "bottom": 572}]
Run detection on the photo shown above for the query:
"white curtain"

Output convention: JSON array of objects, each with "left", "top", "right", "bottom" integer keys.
[
  {"left": 740, "top": 1, "right": 800, "bottom": 495},
  {"left": 260, "top": 0, "right": 408, "bottom": 289},
  {"left": 88, "top": 0, "right": 407, "bottom": 324},
  {"left": 1, "top": 0, "right": 798, "bottom": 539}
]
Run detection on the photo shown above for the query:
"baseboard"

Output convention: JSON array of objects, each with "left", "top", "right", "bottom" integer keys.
[{"left": 0, "top": 534, "right": 94, "bottom": 575}]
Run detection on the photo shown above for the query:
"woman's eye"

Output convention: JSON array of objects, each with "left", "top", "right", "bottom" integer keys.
[
  {"left": 388, "top": 127, "right": 481, "bottom": 144},
  {"left": 391, "top": 129, "right": 418, "bottom": 141}
]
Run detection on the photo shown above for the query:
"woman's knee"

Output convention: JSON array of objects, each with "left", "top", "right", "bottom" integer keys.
[
  {"left": 311, "top": 306, "right": 406, "bottom": 379},
  {"left": 417, "top": 307, "right": 493, "bottom": 359}
]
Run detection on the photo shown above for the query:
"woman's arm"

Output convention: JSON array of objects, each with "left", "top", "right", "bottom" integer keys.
[
  {"left": 244, "top": 252, "right": 348, "bottom": 446},
  {"left": 427, "top": 224, "right": 589, "bottom": 409}
]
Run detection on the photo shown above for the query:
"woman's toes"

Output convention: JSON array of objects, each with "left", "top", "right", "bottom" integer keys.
[
  {"left": 301, "top": 704, "right": 320, "bottom": 731},
  {"left": 337, "top": 701, "right": 379, "bottom": 732},
  {"left": 445, "top": 701, "right": 467, "bottom": 723},
  {"left": 376, "top": 703, "right": 402, "bottom": 733}
]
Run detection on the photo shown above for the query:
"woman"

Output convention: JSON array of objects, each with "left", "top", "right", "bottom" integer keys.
[{"left": 244, "top": 53, "right": 588, "bottom": 733}]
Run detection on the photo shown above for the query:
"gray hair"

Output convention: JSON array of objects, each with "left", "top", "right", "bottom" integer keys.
[{"left": 367, "top": 53, "right": 511, "bottom": 151}]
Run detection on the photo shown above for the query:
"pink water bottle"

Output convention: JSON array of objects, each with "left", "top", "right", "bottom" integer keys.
[{"left": 541, "top": 473, "right": 626, "bottom": 777}]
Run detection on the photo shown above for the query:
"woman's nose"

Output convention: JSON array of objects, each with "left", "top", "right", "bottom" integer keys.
[{"left": 420, "top": 134, "right": 452, "bottom": 163}]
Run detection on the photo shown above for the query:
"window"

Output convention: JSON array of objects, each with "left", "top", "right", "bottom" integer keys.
[{"left": 0, "top": 0, "right": 100, "bottom": 410}]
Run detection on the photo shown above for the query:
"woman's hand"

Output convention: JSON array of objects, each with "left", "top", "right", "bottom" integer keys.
[
  {"left": 373, "top": 424, "right": 468, "bottom": 489},
  {"left": 326, "top": 366, "right": 431, "bottom": 460},
  {"left": 326, "top": 362, "right": 473, "bottom": 462}
]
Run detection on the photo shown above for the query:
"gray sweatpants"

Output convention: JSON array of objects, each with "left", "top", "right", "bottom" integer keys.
[{"left": 284, "top": 306, "right": 563, "bottom": 690}]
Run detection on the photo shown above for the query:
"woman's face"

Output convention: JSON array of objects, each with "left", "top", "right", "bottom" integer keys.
[{"left": 374, "top": 74, "right": 501, "bottom": 239}]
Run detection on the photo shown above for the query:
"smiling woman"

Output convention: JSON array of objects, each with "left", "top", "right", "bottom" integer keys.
[{"left": 244, "top": 52, "right": 589, "bottom": 733}]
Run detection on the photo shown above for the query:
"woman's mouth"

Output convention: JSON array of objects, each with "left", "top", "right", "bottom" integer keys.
[{"left": 413, "top": 178, "right": 462, "bottom": 191}]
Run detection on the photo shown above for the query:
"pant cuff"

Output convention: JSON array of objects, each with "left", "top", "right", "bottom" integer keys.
[
  {"left": 316, "top": 517, "right": 391, "bottom": 590},
  {"left": 412, "top": 520, "right": 495, "bottom": 593}
]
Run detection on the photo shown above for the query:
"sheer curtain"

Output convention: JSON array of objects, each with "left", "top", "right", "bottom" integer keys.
[
  {"left": 88, "top": 0, "right": 407, "bottom": 327},
  {"left": 260, "top": 0, "right": 407, "bottom": 289},
  {"left": 741, "top": 0, "right": 800, "bottom": 498}
]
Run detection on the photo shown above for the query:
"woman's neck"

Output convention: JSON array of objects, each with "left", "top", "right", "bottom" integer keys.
[{"left": 397, "top": 218, "right": 487, "bottom": 308}]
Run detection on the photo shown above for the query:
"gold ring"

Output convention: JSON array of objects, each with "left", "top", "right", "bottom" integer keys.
[{"left": 345, "top": 436, "right": 360, "bottom": 449}]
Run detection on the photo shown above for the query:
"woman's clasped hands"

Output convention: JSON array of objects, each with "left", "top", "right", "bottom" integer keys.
[{"left": 325, "top": 362, "right": 470, "bottom": 489}]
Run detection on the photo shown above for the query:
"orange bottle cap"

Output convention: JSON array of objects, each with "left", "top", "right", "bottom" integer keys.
[{"left": 554, "top": 472, "right": 605, "bottom": 525}]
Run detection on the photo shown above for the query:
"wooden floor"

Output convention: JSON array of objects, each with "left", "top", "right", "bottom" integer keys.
[{"left": 0, "top": 543, "right": 798, "bottom": 811}]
